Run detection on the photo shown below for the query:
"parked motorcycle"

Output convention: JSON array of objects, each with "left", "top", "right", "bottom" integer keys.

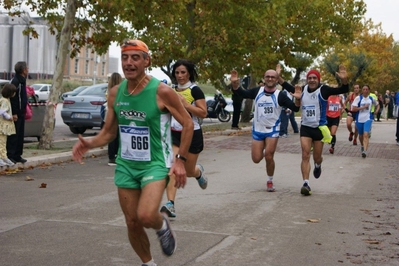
[{"left": 198, "top": 89, "right": 231, "bottom": 125}]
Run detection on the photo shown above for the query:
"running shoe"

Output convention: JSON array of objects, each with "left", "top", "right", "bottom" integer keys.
[
  {"left": 0, "top": 159, "right": 6, "bottom": 167},
  {"left": 313, "top": 165, "right": 322, "bottom": 179},
  {"left": 266, "top": 180, "right": 275, "bottom": 192},
  {"left": 396, "top": 140, "right": 399, "bottom": 146},
  {"left": 160, "top": 201, "right": 176, "bottom": 218},
  {"left": 353, "top": 139, "right": 357, "bottom": 145},
  {"left": 300, "top": 183, "right": 312, "bottom": 196},
  {"left": 349, "top": 132, "right": 354, "bottom": 141},
  {"left": 142, "top": 264, "right": 157, "bottom": 266},
  {"left": 361, "top": 146, "right": 364, "bottom": 152},
  {"left": 329, "top": 147, "right": 334, "bottom": 154},
  {"left": 196, "top": 164, "right": 208, "bottom": 189},
  {"left": 108, "top": 159, "right": 116, "bottom": 166},
  {"left": 2, "top": 158, "right": 15, "bottom": 166},
  {"left": 362, "top": 151, "right": 367, "bottom": 158},
  {"left": 157, "top": 213, "right": 176, "bottom": 256}
]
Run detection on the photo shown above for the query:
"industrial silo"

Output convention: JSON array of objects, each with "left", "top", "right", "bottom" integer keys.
[
  {"left": 27, "top": 24, "right": 48, "bottom": 79},
  {"left": 0, "top": 25, "right": 12, "bottom": 79},
  {"left": 11, "top": 25, "right": 29, "bottom": 69}
]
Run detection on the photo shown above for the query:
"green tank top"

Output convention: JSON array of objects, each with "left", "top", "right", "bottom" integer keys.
[{"left": 114, "top": 78, "right": 173, "bottom": 169}]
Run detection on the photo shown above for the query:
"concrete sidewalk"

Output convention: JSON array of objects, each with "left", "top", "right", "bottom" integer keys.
[{"left": 1, "top": 119, "right": 398, "bottom": 266}]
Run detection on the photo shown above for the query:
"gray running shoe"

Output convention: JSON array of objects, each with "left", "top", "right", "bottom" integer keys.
[
  {"left": 196, "top": 164, "right": 208, "bottom": 189},
  {"left": 0, "top": 159, "right": 7, "bottom": 167},
  {"left": 160, "top": 201, "right": 176, "bottom": 218},
  {"left": 157, "top": 213, "right": 176, "bottom": 256},
  {"left": 362, "top": 151, "right": 367, "bottom": 158},
  {"left": 2, "top": 158, "right": 15, "bottom": 166}
]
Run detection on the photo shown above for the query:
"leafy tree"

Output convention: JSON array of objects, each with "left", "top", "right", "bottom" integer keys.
[
  {"left": 321, "top": 19, "right": 395, "bottom": 93},
  {"left": 386, "top": 42, "right": 399, "bottom": 91},
  {"left": 276, "top": 0, "right": 366, "bottom": 85}
]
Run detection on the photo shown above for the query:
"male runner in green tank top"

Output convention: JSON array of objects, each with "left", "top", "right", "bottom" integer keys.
[{"left": 72, "top": 40, "right": 193, "bottom": 266}]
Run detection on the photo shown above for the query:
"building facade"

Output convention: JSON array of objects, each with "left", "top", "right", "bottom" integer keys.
[{"left": 0, "top": 12, "right": 115, "bottom": 83}]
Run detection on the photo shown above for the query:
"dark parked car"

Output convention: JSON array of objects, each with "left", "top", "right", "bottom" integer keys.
[
  {"left": 0, "top": 79, "right": 53, "bottom": 141},
  {"left": 60, "top": 85, "right": 88, "bottom": 100},
  {"left": 61, "top": 83, "right": 107, "bottom": 134}
]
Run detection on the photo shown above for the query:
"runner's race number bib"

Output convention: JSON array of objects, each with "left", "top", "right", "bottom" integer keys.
[
  {"left": 302, "top": 105, "right": 317, "bottom": 123},
  {"left": 120, "top": 125, "right": 151, "bottom": 161}
]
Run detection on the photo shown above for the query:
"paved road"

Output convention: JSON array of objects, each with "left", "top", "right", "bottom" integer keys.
[{"left": 1, "top": 117, "right": 398, "bottom": 265}]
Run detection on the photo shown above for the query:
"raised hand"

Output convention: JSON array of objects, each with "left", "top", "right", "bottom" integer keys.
[
  {"left": 230, "top": 70, "right": 239, "bottom": 82},
  {"left": 276, "top": 64, "right": 282, "bottom": 76},
  {"left": 230, "top": 69, "right": 240, "bottom": 89},
  {"left": 335, "top": 64, "right": 348, "bottom": 83},
  {"left": 290, "top": 84, "right": 302, "bottom": 99}
]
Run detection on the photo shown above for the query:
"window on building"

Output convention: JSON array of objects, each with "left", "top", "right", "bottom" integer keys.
[
  {"left": 86, "top": 47, "right": 90, "bottom": 57},
  {"left": 101, "top": 62, "right": 106, "bottom": 76},
  {"left": 85, "top": 60, "right": 89, "bottom": 74},
  {"left": 74, "top": 59, "right": 79, "bottom": 73}
]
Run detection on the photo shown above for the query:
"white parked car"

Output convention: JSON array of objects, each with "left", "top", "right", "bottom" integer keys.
[{"left": 31, "top": 83, "right": 52, "bottom": 102}]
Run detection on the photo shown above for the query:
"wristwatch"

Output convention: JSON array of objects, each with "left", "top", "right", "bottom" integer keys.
[{"left": 175, "top": 154, "right": 187, "bottom": 162}]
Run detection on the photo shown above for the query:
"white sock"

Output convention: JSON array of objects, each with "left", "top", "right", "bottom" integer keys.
[
  {"left": 267, "top": 176, "right": 273, "bottom": 181},
  {"left": 159, "top": 218, "right": 167, "bottom": 231},
  {"left": 315, "top": 163, "right": 321, "bottom": 168},
  {"left": 143, "top": 259, "right": 156, "bottom": 266},
  {"left": 304, "top": 180, "right": 309, "bottom": 185}
]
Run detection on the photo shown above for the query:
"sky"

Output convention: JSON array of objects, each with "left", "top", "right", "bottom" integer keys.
[{"left": 108, "top": 0, "right": 399, "bottom": 80}]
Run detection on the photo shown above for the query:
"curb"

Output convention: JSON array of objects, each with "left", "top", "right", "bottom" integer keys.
[{"left": 2, "top": 148, "right": 108, "bottom": 170}]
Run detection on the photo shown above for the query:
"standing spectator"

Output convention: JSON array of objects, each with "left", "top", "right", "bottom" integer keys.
[
  {"left": 383, "top": 90, "right": 390, "bottom": 119},
  {"left": 395, "top": 90, "right": 399, "bottom": 145},
  {"left": 278, "top": 95, "right": 290, "bottom": 138},
  {"left": 0, "top": 84, "right": 17, "bottom": 167},
  {"left": 106, "top": 72, "right": 123, "bottom": 166},
  {"left": 286, "top": 89, "right": 299, "bottom": 134},
  {"left": 279, "top": 89, "right": 298, "bottom": 137},
  {"left": 230, "top": 81, "right": 244, "bottom": 130},
  {"left": 388, "top": 91, "right": 395, "bottom": 119},
  {"left": 376, "top": 94, "right": 384, "bottom": 122},
  {"left": 73, "top": 40, "right": 194, "bottom": 264},
  {"left": 351, "top": 85, "right": 379, "bottom": 158},
  {"left": 7, "top": 61, "right": 28, "bottom": 164}
]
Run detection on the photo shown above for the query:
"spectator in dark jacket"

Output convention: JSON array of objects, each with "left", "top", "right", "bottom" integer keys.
[
  {"left": 7, "top": 61, "right": 28, "bottom": 163},
  {"left": 230, "top": 83, "right": 244, "bottom": 130}
]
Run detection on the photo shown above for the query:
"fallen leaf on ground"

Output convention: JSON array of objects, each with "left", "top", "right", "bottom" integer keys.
[
  {"left": 363, "top": 239, "right": 380, "bottom": 244},
  {"left": 39, "top": 183, "right": 47, "bottom": 188},
  {"left": 26, "top": 176, "right": 34, "bottom": 181},
  {"left": 307, "top": 219, "right": 320, "bottom": 223}
]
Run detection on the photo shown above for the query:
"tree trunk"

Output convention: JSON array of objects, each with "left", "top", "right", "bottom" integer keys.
[{"left": 38, "top": 0, "right": 77, "bottom": 149}]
